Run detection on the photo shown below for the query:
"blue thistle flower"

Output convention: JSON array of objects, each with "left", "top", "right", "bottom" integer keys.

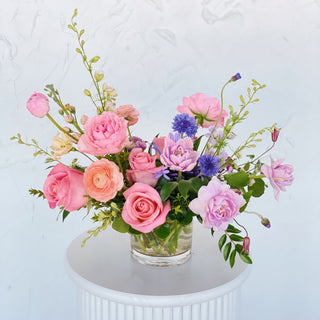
[
  {"left": 198, "top": 155, "right": 220, "bottom": 177},
  {"left": 172, "top": 113, "right": 198, "bottom": 137}
]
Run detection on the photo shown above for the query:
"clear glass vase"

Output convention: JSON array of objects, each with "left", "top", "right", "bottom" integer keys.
[{"left": 131, "top": 221, "right": 193, "bottom": 267}]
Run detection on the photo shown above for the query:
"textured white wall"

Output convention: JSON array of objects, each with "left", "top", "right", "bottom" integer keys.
[{"left": 1, "top": 0, "right": 319, "bottom": 319}]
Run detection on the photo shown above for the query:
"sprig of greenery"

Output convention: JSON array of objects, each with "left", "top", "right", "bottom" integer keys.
[{"left": 29, "top": 189, "right": 45, "bottom": 199}]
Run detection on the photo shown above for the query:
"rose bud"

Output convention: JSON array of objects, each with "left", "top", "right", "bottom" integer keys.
[
  {"left": 26, "top": 92, "right": 49, "bottom": 118},
  {"left": 271, "top": 128, "right": 280, "bottom": 142}
]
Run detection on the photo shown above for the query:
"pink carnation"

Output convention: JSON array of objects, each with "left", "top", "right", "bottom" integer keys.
[
  {"left": 177, "top": 93, "right": 228, "bottom": 128},
  {"left": 43, "top": 163, "right": 88, "bottom": 212},
  {"left": 261, "top": 157, "right": 294, "bottom": 200},
  {"left": 160, "top": 136, "right": 199, "bottom": 172},
  {"left": 126, "top": 148, "right": 163, "bottom": 187},
  {"left": 26, "top": 92, "right": 49, "bottom": 118},
  {"left": 189, "top": 177, "right": 246, "bottom": 231},
  {"left": 78, "top": 111, "right": 129, "bottom": 156},
  {"left": 116, "top": 104, "right": 140, "bottom": 126},
  {"left": 122, "top": 183, "right": 171, "bottom": 233}
]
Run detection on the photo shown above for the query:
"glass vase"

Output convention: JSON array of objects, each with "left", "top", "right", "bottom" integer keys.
[{"left": 131, "top": 221, "right": 193, "bottom": 267}]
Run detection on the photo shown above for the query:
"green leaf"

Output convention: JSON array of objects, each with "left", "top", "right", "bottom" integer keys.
[
  {"left": 248, "top": 178, "right": 265, "bottom": 197},
  {"left": 191, "top": 177, "right": 205, "bottom": 193},
  {"left": 240, "top": 95, "right": 245, "bottom": 104},
  {"left": 239, "top": 252, "right": 253, "bottom": 264},
  {"left": 218, "top": 234, "right": 227, "bottom": 251},
  {"left": 154, "top": 223, "right": 170, "bottom": 239},
  {"left": 178, "top": 180, "right": 191, "bottom": 199},
  {"left": 160, "top": 182, "right": 178, "bottom": 203},
  {"left": 90, "top": 56, "right": 100, "bottom": 63},
  {"left": 243, "top": 162, "right": 250, "bottom": 171},
  {"left": 235, "top": 244, "right": 243, "bottom": 253},
  {"left": 196, "top": 215, "right": 203, "bottom": 224},
  {"left": 62, "top": 210, "right": 70, "bottom": 222},
  {"left": 178, "top": 208, "right": 194, "bottom": 225},
  {"left": 210, "top": 228, "right": 214, "bottom": 236},
  {"left": 128, "top": 227, "right": 141, "bottom": 235},
  {"left": 224, "top": 171, "right": 249, "bottom": 189},
  {"left": 230, "top": 249, "right": 236, "bottom": 268},
  {"left": 193, "top": 135, "right": 203, "bottom": 151},
  {"left": 226, "top": 224, "right": 242, "bottom": 233},
  {"left": 240, "top": 190, "right": 252, "bottom": 212},
  {"left": 230, "top": 234, "right": 244, "bottom": 242},
  {"left": 112, "top": 216, "right": 130, "bottom": 233},
  {"left": 223, "top": 242, "right": 232, "bottom": 260}
]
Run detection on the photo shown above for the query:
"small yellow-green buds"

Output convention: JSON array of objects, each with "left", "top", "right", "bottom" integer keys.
[{"left": 65, "top": 103, "right": 76, "bottom": 113}]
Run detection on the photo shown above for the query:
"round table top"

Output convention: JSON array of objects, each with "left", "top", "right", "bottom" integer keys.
[{"left": 65, "top": 221, "right": 249, "bottom": 299}]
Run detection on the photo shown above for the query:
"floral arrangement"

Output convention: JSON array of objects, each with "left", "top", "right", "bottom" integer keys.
[{"left": 12, "top": 10, "right": 293, "bottom": 267}]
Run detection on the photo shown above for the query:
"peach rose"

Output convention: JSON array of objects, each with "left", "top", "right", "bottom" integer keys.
[
  {"left": 126, "top": 148, "right": 163, "bottom": 187},
  {"left": 116, "top": 105, "right": 139, "bottom": 126},
  {"left": 26, "top": 92, "right": 49, "bottom": 118},
  {"left": 43, "top": 163, "right": 88, "bottom": 212},
  {"left": 122, "top": 183, "right": 171, "bottom": 233},
  {"left": 78, "top": 111, "right": 129, "bottom": 156},
  {"left": 84, "top": 159, "right": 124, "bottom": 202}
]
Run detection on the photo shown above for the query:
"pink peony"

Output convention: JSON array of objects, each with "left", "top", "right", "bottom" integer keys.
[
  {"left": 122, "top": 183, "right": 171, "bottom": 233},
  {"left": 160, "top": 136, "right": 199, "bottom": 172},
  {"left": 126, "top": 148, "right": 163, "bottom": 187},
  {"left": 189, "top": 177, "right": 246, "bottom": 231},
  {"left": 26, "top": 92, "right": 49, "bottom": 118},
  {"left": 84, "top": 159, "right": 124, "bottom": 202},
  {"left": 78, "top": 111, "right": 129, "bottom": 156},
  {"left": 177, "top": 93, "right": 228, "bottom": 128},
  {"left": 261, "top": 157, "right": 294, "bottom": 200},
  {"left": 43, "top": 163, "right": 88, "bottom": 212},
  {"left": 116, "top": 104, "right": 140, "bottom": 126}
]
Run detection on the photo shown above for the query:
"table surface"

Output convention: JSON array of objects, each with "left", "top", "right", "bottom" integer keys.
[{"left": 66, "top": 221, "right": 248, "bottom": 297}]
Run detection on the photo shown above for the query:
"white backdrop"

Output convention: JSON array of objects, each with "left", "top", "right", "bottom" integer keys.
[{"left": 1, "top": 0, "right": 319, "bottom": 319}]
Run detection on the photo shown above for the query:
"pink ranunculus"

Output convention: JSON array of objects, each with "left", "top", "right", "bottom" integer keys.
[
  {"left": 152, "top": 136, "right": 166, "bottom": 159},
  {"left": 84, "top": 159, "right": 124, "bottom": 202},
  {"left": 26, "top": 93, "right": 50, "bottom": 118},
  {"left": 189, "top": 177, "right": 246, "bottom": 231},
  {"left": 177, "top": 93, "right": 228, "bottom": 128},
  {"left": 122, "top": 183, "right": 171, "bottom": 233},
  {"left": 116, "top": 104, "right": 140, "bottom": 126},
  {"left": 261, "top": 157, "right": 294, "bottom": 200},
  {"left": 78, "top": 111, "right": 129, "bottom": 156},
  {"left": 160, "top": 136, "right": 199, "bottom": 172},
  {"left": 126, "top": 148, "right": 163, "bottom": 187},
  {"left": 43, "top": 163, "right": 88, "bottom": 212}
]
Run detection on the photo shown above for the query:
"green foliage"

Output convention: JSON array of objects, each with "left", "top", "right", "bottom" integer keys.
[
  {"left": 62, "top": 210, "right": 70, "bottom": 222},
  {"left": 224, "top": 171, "right": 249, "bottom": 189},
  {"left": 112, "top": 216, "right": 130, "bottom": 233},
  {"left": 178, "top": 180, "right": 192, "bottom": 200},
  {"left": 154, "top": 222, "right": 171, "bottom": 239},
  {"left": 160, "top": 181, "right": 178, "bottom": 203},
  {"left": 29, "top": 189, "right": 45, "bottom": 199},
  {"left": 193, "top": 135, "right": 203, "bottom": 151},
  {"left": 248, "top": 178, "right": 265, "bottom": 197}
]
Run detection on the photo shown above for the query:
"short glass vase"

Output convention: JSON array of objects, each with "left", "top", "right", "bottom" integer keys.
[{"left": 130, "top": 221, "right": 193, "bottom": 267}]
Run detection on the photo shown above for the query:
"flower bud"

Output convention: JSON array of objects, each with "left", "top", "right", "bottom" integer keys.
[
  {"left": 64, "top": 115, "right": 74, "bottom": 123},
  {"left": 26, "top": 92, "right": 49, "bottom": 118},
  {"left": 271, "top": 128, "right": 280, "bottom": 142},
  {"left": 261, "top": 217, "right": 271, "bottom": 228},
  {"left": 80, "top": 115, "right": 89, "bottom": 125},
  {"left": 241, "top": 236, "right": 250, "bottom": 255},
  {"left": 65, "top": 103, "right": 76, "bottom": 113},
  {"left": 231, "top": 73, "right": 241, "bottom": 82}
]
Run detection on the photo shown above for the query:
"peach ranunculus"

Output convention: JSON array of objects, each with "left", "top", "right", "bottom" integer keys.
[
  {"left": 116, "top": 104, "right": 140, "bottom": 126},
  {"left": 126, "top": 148, "right": 163, "bottom": 187},
  {"left": 122, "top": 183, "right": 171, "bottom": 233},
  {"left": 26, "top": 92, "right": 50, "bottom": 118},
  {"left": 78, "top": 111, "right": 129, "bottom": 156},
  {"left": 84, "top": 159, "right": 124, "bottom": 202},
  {"left": 177, "top": 93, "right": 228, "bottom": 128},
  {"left": 43, "top": 163, "right": 88, "bottom": 212},
  {"left": 50, "top": 131, "right": 74, "bottom": 159}
]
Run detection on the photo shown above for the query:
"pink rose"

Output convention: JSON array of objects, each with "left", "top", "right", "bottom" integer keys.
[
  {"left": 84, "top": 159, "right": 124, "bottom": 202},
  {"left": 122, "top": 183, "right": 171, "bottom": 233},
  {"left": 78, "top": 111, "right": 129, "bottom": 156},
  {"left": 261, "top": 157, "right": 294, "bottom": 200},
  {"left": 189, "top": 177, "right": 246, "bottom": 231},
  {"left": 177, "top": 93, "right": 228, "bottom": 128},
  {"left": 26, "top": 92, "right": 49, "bottom": 118},
  {"left": 126, "top": 148, "right": 163, "bottom": 187},
  {"left": 116, "top": 104, "right": 140, "bottom": 126},
  {"left": 152, "top": 136, "right": 166, "bottom": 159},
  {"left": 160, "top": 136, "right": 199, "bottom": 172},
  {"left": 43, "top": 163, "right": 88, "bottom": 212}
]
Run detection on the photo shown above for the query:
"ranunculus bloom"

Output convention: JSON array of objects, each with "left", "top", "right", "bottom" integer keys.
[
  {"left": 261, "top": 157, "right": 294, "bottom": 200},
  {"left": 84, "top": 159, "right": 124, "bottom": 202},
  {"left": 189, "top": 177, "right": 246, "bottom": 231},
  {"left": 152, "top": 136, "right": 166, "bottom": 159},
  {"left": 78, "top": 111, "right": 129, "bottom": 156},
  {"left": 26, "top": 92, "right": 49, "bottom": 118},
  {"left": 50, "top": 131, "right": 73, "bottom": 159},
  {"left": 160, "top": 136, "right": 199, "bottom": 172},
  {"left": 126, "top": 148, "right": 163, "bottom": 187},
  {"left": 177, "top": 93, "right": 228, "bottom": 128},
  {"left": 122, "top": 183, "right": 171, "bottom": 233},
  {"left": 116, "top": 104, "right": 140, "bottom": 126},
  {"left": 43, "top": 163, "right": 87, "bottom": 212}
]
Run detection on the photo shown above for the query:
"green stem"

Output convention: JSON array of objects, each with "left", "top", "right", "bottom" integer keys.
[
  {"left": 115, "top": 153, "right": 124, "bottom": 173},
  {"left": 46, "top": 114, "right": 78, "bottom": 142},
  {"left": 177, "top": 171, "right": 182, "bottom": 182},
  {"left": 152, "top": 232, "right": 171, "bottom": 254},
  {"left": 135, "top": 235, "right": 146, "bottom": 251}
]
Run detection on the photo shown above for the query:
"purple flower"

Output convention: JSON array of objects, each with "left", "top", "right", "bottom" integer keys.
[
  {"left": 231, "top": 73, "right": 241, "bottom": 81},
  {"left": 154, "top": 167, "right": 170, "bottom": 180},
  {"left": 128, "top": 136, "right": 147, "bottom": 151},
  {"left": 172, "top": 113, "right": 198, "bottom": 137},
  {"left": 198, "top": 155, "right": 220, "bottom": 177}
]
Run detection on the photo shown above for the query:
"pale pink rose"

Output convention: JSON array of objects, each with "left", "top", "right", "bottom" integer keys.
[
  {"left": 43, "top": 163, "right": 88, "bottom": 212},
  {"left": 177, "top": 93, "right": 228, "bottom": 128},
  {"left": 116, "top": 104, "right": 140, "bottom": 126},
  {"left": 84, "top": 159, "right": 124, "bottom": 202},
  {"left": 160, "top": 136, "right": 199, "bottom": 172},
  {"left": 189, "top": 177, "right": 246, "bottom": 231},
  {"left": 78, "top": 111, "right": 129, "bottom": 156},
  {"left": 126, "top": 148, "right": 163, "bottom": 187},
  {"left": 152, "top": 136, "right": 166, "bottom": 159},
  {"left": 26, "top": 92, "right": 49, "bottom": 118},
  {"left": 122, "top": 183, "right": 171, "bottom": 233},
  {"left": 261, "top": 157, "right": 294, "bottom": 200}
]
